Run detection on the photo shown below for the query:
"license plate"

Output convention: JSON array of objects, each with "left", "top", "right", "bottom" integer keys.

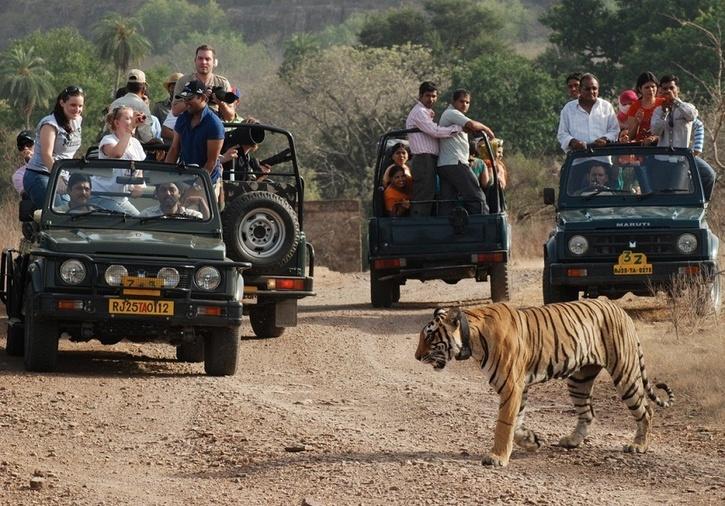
[
  {"left": 613, "top": 250, "right": 653, "bottom": 275},
  {"left": 122, "top": 276, "right": 165, "bottom": 288},
  {"left": 109, "top": 299, "right": 174, "bottom": 316}
]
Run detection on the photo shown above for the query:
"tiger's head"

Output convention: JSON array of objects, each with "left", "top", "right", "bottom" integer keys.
[{"left": 415, "top": 307, "right": 472, "bottom": 370}]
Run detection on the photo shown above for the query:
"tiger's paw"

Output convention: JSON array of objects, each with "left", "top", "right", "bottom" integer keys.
[
  {"left": 481, "top": 453, "right": 508, "bottom": 467},
  {"left": 558, "top": 433, "right": 585, "bottom": 449},
  {"left": 515, "top": 429, "right": 543, "bottom": 452},
  {"left": 623, "top": 443, "right": 648, "bottom": 454}
]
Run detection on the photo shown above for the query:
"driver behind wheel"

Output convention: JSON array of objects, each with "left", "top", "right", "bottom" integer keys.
[
  {"left": 138, "top": 182, "right": 204, "bottom": 218},
  {"left": 55, "top": 172, "right": 94, "bottom": 213}
]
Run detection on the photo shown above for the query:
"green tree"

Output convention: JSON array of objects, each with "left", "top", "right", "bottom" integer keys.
[
  {"left": 0, "top": 45, "right": 55, "bottom": 128},
  {"left": 93, "top": 13, "right": 151, "bottom": 95},
  {"left": 357, "top": 0, "right": 505, "bottom": 61},
  {"left": 15, "top": 28, "right": 115, "bottom": 146},
  {"left": 450, "top": 53, "right": 560, "bottom": 156},
  {"left": 248, "top": 44, "right": 447, "bottom": 199}
]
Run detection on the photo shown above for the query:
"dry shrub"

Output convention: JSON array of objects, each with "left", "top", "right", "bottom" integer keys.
[
  {"left": 0, "top": 193, "right": 22, "bottom": 251},
  {"left": 653, "top": 270, "right": 722, "bottom": 340},
  {"left": 641, "top": 318, "right": 725, "bottom": 425},
  {"left": 510, "top": 215, "right": 552, "bottom": 260}
]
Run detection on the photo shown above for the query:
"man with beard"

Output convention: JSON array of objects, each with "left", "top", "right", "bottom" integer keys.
[
  {"left": 139, "top": 182, "right": 203, "bottom": 218},
  {"left": 172, "top": 44, "right": 234, "bottom": 121},
  {"left": 57, "top": 173, "right": 94, "bottom": 213}
]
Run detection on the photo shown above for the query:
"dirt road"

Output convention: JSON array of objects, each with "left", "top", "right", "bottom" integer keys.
[{"left": 1, "top": 261, "right": 723, "bottom": 505}]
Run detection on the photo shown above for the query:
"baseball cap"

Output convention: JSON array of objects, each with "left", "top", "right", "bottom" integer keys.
[
  {"left": 175, "top": 80, "right": 208, "bottom": 99},
  {"left": 127, "top": 69, "right": 146, "bottom": 84},
  {"left": 16, "top": 130, "right": 34, "bottom": 150},
  {"left": 164, "top": 72, "right": 184, "bottom": 86},
  {"left": 618, "top": 89, "right": 638, "bottom": 105}
]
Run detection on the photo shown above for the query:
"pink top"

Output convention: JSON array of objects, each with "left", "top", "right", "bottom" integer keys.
[{"left": 405, "top": 101, "right": 461, "bottom": 156}]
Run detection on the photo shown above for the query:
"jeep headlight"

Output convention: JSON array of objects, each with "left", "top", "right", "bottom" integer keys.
[
  {"left": 568, "top": 235, "right": 589, "bottom": 256},
  {"left": 195, "top": 266, "right": 221, "bottom": 290},
  {"left": 59, "top": 259, "right": 86, "bottom": 285},
  {"left": 157, "top": 267, "right": 180, "bottom": 288},
  {"left": 104, "top": 265, "right": 128, "bottom": 286},
  {"left": 676, "top": 233, "right": 697, "bottom": 254}
]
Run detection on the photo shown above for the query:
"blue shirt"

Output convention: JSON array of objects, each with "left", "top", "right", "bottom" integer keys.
[{"left": 175, "top": 106, "right": 225, "bottom": 181}]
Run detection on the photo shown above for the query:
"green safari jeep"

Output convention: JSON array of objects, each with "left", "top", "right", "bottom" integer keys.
[
  {"left": 1, "top": 159, "right": 250, "bottom": 375},
  {"left": 543, "top": 145, "right": 720, "bottom": 312}
]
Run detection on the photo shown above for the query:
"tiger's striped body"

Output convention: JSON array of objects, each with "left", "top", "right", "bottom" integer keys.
[{"left": 415, "top": 299, "right": 673, "bottom": 467}]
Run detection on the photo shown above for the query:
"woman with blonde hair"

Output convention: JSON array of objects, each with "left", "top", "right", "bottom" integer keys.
[{"left": 90, "top": 105, "right": 147, "bottom": 215}]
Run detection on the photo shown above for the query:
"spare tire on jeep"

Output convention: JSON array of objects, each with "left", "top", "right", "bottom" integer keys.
[{"left": 222, "top": 191, "right": 301, "bottom": 272}]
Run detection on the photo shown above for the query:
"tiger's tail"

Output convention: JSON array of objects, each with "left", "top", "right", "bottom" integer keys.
[{"left": 636, "top": 339, "right": 674, "bottom": 408}]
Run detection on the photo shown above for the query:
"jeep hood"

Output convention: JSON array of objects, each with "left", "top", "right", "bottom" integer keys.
[
  {"left": 40, "top": 229, "right": 227, "bottom": 260},
  {"left": 558, "top": 206, "right": 705, "bottom": 229}
]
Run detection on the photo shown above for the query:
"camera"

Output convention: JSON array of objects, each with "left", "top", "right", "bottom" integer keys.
[{"left": 211, "top": 86, "right": 238, "bottom": 104}]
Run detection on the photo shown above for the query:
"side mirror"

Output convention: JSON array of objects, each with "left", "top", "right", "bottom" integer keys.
[{"left": 543, "top": 188, "right": 556, "bottom": 206}]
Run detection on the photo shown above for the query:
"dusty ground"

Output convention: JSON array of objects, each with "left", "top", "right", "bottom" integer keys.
[{"left": 1, "top": 260, "right": 724, "bottom": 505}]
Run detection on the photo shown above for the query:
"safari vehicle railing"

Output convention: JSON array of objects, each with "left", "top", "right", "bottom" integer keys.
[{"left": 373, "top": 127, "right": 504, "bottom": 217}]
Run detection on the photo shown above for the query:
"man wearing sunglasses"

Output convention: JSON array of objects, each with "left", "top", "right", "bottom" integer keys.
[{"left": 165, "top": 80, "right": 225, "bottom": 194}]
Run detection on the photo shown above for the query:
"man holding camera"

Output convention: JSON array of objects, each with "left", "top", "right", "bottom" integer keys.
[
  {"left": 108, "top": 69, "right": 157, "bottom": 142},
  {"left": 165, "top": 80, "right": 225, "bottom": 189},
  {"left": 173, "top": 44, "right": 236, "bottom": 121}
]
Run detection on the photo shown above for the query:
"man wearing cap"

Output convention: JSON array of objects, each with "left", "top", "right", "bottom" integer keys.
[
  {"left": 173, "top": 44, "right": 235, "bottom": 121},
  {"left": 153, "top": 71, "right": 183, "bottom": 124},
  {"left": 108, "top": 69, "right": 156, "bottom": 143},
  {"left": 11, "top": 130, "right": 34, "bottom": 194},
  {"left": 165, "top": 80, "right": 225, "bottom": 187}
]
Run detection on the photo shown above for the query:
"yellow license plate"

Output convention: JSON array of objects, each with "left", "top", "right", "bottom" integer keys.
[
  {"left": 108, "top": 299, "right": 174, "bottom": 316},
  {"left": 122, "top": 276, "right": 165, "bottom": 288},
  {"left": 613, "top": 250, "right": 653, "bottom": 275}
]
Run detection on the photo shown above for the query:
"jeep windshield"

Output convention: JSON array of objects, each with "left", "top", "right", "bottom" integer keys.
[
  {"left": 47, "top": 161, "right": 213, "bottom": 223},
  {"left": 560, "top": 147, "right": 702, "bottom": 207}
]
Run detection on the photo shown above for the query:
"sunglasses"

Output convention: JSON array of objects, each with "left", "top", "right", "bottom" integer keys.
[{"left": 61, "top": 85, "right": 84, "bottom": 98}]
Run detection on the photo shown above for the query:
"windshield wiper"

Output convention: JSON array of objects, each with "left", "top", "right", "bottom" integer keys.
[
  {"left": 637, "top": 188, "right": 690, "bottom": 199},
  {"left": 582, "top": 188, "right": 632, "bottom": 200},
  {"left": 139, "top": 213, "right": 204, "bottom": 224},
  {"left": 69, "top": 208, "right": 129, "bottom": 221}
]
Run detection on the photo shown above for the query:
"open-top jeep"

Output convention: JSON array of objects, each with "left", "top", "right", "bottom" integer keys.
[
  {"left": 219, "top": 123, "right": 314, "bottom": 337},
  {"left": 543, "top": 145, "right": 720, "bottom": 311},
  {"left": 1, "top": 159, "right": 249, "bottom": 375},
  {"left": 368, "top": 128, "right": 511, "bottom": 307}
]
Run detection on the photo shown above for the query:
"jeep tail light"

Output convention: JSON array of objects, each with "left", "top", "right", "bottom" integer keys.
[
  {"left": 373, "top": 258, "right": 406, "bottom": 270},
  {"left": 472, "top": 253, "right": 504, "bottom": 263},
  {"left": 267, "top": 278, "right": 305, "bottom": 291},
  {"left": 567, "top": 268, "right": 588, "bottom": 277}
]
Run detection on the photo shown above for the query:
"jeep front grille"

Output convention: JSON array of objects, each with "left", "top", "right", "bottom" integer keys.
[
  {"left": 581, "top": 233, "right": 677, "bottom": 258},
  {"left": 96, "top": 263, "right": 192, "bottom": 289}
]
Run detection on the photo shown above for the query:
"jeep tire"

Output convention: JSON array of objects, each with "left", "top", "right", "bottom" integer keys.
[
  {"left": 5, "top": 319, "right": 24, "bottom": 357},
  {"left": 204, "top": 326, "right": 240, "bottom": 376},
  {"left": 222, "top": 192, "right": 300, "bottom": 273},
  {"left": 23, "top": 284, "right": 59, "bottom": 372},
  {"left": 371, "top": 272, "right": 393, "bottom": 308},
  {"left": 490, "top": 262, "right": 511, "bottom": 302},
  {"left": 249, "top": 304, "right": 285, "bottom": 338},
  {"left": 176, "top": 339, "right": 204, "bottom": 362}
]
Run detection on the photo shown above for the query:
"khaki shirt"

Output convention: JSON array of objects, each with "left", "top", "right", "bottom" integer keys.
[{"left": 172, "top": 73, "right": 231, "bottom": 113}]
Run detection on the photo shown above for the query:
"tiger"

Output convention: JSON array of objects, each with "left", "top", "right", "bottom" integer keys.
[{"left": 414, "top": 298, "right": 674, "bottom": 467}]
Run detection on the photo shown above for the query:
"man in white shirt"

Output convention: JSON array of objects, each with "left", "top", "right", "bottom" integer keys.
[
  {"left": 651, "top": 74, "right": 716, "bottom": 200},
  {"left": 557, "top": 73, "right": 619, "bottom": 153},
  {"left": 437, "top": 89, "right": 495, "bottom": 216},
  {"left": 405, "top": 81, "right": 462, "bottom": 217}
]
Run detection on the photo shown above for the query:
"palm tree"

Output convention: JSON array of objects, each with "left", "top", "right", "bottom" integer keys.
[
  {"left": 93, "top": 14, "right": 151, "bottom": 96},
  {"left": 0, "top": 45, "right": 55, "bottom": 128}
]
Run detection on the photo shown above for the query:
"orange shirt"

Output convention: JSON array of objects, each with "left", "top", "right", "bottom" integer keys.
[
  {"left": 627, "top": 97, "right": 665, "bottom": 140},
  {"left": 384, "top": 178, "right": 412, "bottom": 216}
]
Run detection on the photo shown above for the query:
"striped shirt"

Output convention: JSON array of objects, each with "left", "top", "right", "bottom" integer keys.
[
  {"left": 405, "top": 101, "right": 461, "bottom": 156},
  {"left": 691, "top": 117, "right": 704, "bottom": 153}
]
